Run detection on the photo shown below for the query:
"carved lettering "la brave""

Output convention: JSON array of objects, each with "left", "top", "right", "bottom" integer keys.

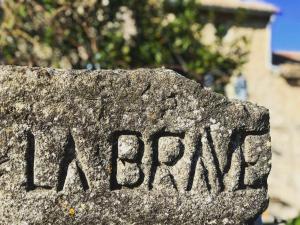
[{"left": 23, "top": 128, "right": 269, "bottom": 194}]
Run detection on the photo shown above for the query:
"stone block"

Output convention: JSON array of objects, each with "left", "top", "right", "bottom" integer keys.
[{"left": 0, "top": 66, "right": 271, "bottom": 224}]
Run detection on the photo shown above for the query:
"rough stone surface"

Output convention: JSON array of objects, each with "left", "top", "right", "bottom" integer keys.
[{"left": 0, "top": 65, "right": 271, "bottom": 225}]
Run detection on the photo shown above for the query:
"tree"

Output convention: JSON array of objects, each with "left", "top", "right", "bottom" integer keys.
[{"left": 0, "top": 0, "right": 249, "bottom": 93}]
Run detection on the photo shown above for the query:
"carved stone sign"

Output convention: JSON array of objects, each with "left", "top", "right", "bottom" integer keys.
[{"left": 0, "top": 66, "right": 271, "bottom": 225}]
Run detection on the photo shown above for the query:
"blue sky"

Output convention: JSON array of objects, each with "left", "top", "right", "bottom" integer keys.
[{"left": 266, "top": 0, "right": 300, "bottom": 51}]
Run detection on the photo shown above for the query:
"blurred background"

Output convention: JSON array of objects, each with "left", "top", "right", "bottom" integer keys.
[{"left": 0, "top": 0, "right": 299, "bottom": 224}]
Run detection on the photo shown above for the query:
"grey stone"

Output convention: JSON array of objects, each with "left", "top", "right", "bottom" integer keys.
[
  {"left": 118, "top": 135, "right": 140, "bottom": 161},
  {"left": 0, "top": 65, "right": 271, "bottom": 225},
  {"left": 158, "top": 136, "right": 183, "bottom": 165}
]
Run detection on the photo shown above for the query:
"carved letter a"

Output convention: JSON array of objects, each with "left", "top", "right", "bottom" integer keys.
[{"left": 57, "top": 132, "right": 89, "bottom": 192}]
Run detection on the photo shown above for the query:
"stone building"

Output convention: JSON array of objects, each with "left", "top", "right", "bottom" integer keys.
[
  {"left": 273, "top": 51, "right": 300, "bottom": 86},
  {"left": 200, "top": 0, "right": 300, "bottom": 220}
]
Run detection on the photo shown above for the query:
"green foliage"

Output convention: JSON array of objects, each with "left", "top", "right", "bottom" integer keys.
[
  {"left": 0, "top": 0, "right": 249, "bottom": 92},
  {"left": 287, "top": 216, "right": 300, "bottom": 225}
]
